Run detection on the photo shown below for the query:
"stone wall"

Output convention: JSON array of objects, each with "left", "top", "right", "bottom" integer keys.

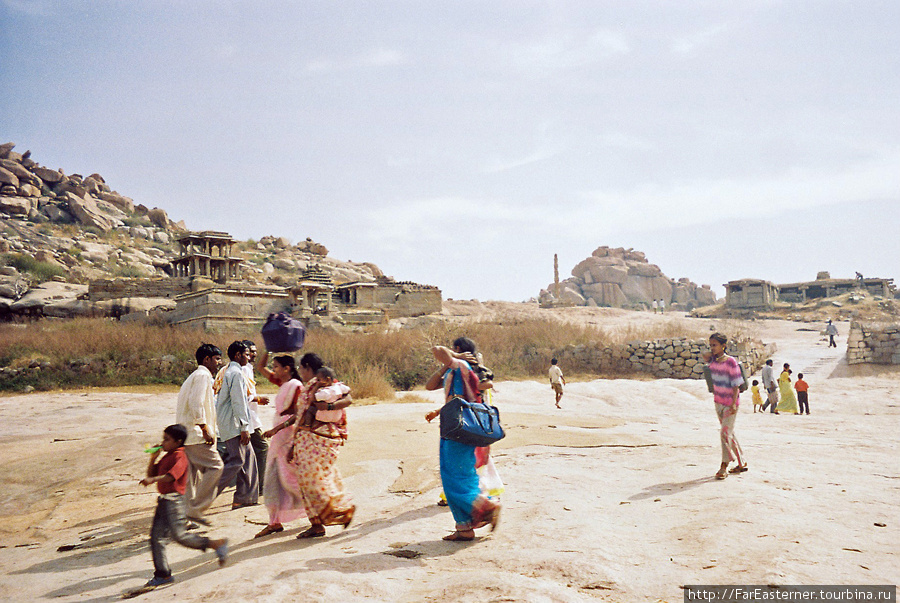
[
  {"left": 89, "top": 277, "right": 192, "bottom": 301},
  {"left": 168, "top": 286, "right": 289, "bottom": 332},
  {"left": 555, "top": 336, "right": 774, "bottom": 380},
  {"left": 846, "top": 321, "right": 900, "bottom": 365}
]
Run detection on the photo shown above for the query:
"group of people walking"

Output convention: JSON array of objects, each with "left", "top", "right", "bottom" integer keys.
[
  {"left": 753, "top": 359, "right": 811, "bottom": 415},
  {"left": 139, "top": 339, "right": 356, "bottom": 588},
  {"left": 139, "top": 334, "right": 502, "bottom": 588}
]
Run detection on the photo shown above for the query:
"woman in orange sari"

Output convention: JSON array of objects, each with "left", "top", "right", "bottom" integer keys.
[{"left": 289, "top": 352, "right": 355, "bottom": 538}]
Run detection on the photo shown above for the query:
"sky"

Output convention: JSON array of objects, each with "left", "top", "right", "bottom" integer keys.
[{"left": 2, "top": 1, "right": 898, "bottom": 301}]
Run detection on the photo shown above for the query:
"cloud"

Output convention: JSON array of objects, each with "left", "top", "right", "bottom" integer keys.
[
  {"left": 671, "top": 23, "right": 731, "bottom": 56},
  {"left": 481, "top": 144, "right": 564, "bottom": 174},
  {"left": 574, "top": 147, "right": 900, "bottom": 236},
  {"left": 2, "top": 0, "right": 54, "bottom": 17},
  {"left": 305, "top": 47, "right": 407, "bottom": 73},
  {"left": 504, "top": 29, "right": 630, "bottom": 74}
]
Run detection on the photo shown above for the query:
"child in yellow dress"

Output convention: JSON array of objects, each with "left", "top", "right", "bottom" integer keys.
[{"left": 751, "top": 380, "right": 763, "bottom": 413}]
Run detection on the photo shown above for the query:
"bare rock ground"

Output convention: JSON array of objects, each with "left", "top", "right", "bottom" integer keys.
[{"left": 0, "top": 312, "right": 897, "bottom": 602}]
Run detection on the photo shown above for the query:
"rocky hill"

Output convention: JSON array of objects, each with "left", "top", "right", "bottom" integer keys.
[
  {"left": 0, "top": 142, "right": 387, "bottom": 317},
  {"left": 540, "top": 245, "right": 717, "bottom": 310}
]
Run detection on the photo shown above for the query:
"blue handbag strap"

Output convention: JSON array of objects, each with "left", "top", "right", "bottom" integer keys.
[{"left": 447, "top": 367, "right": 467, "bottom": 399}]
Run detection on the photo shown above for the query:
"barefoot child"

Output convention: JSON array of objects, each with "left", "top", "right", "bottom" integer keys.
[
  {"left": 795, "top": 373, "right": 810, "bottom": 415},
  {"left": 751, "top": 380, "right": 763, "bottom": 413},
  {"left": 139, "top": 424, "right": 228, "bottom": 588}
]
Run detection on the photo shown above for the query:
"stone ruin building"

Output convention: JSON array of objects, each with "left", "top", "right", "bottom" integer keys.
[
  {"left": 161, "top": 232, "right": 441, "bottom": 331},
  {"left": 725, "top": 272, "right": 895, "bottom": 310},
  {"left": 170, "top": 231, "right": 242, "bottom": 283},
  {"left": 59, "top": 231, "right": 442, "bottom": 331}
]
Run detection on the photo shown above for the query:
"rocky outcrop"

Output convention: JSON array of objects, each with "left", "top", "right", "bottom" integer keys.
[
  {"left": 0, "top": 141, "right": 408, "bottom": 322},
  {"left": 540, "top": 246, "right": 718, "bottom": 311}
]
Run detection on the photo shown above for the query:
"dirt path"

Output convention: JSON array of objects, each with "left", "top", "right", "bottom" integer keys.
[{"left": 1, "top": 315, "right": 897, "bottom": 602}]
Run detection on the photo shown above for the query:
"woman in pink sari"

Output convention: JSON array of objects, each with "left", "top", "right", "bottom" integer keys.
[{"left": 252, "top": 352, "right": 306, "bottom": 538}]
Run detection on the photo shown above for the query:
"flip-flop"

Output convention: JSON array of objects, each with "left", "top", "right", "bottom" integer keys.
[
  {"left": 296, "top": 526, "right": 326, "bottom": 539},
  {"left": 442, "top": 531, "right": 475, "bottom": 542},
  {"left": 254, "top": 524, "right": 284, "bottom": 538}
]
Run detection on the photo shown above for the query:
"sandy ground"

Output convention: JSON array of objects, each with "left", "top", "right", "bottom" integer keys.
[{"left": 0, "top": 310, "right": 898, "bottom": 602}]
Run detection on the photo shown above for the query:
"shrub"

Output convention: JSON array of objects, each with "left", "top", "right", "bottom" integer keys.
[{"left": 2, "top": 253, "right": 67, "bottom": 282}]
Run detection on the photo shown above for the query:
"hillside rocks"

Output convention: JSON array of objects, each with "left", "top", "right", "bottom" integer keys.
[
  {"left": 0, "top": 142, "right": 174, "bottom": 232},
  {"left": 0, "top": 141, "right": 400, "bottom": 322},
  {"left": 540, "top": 246, "right": 717, "bottom": 311}
]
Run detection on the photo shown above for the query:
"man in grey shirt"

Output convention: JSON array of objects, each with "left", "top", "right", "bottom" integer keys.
[
  {"left": 760, "top": 359, "right": 778, "bottom": 413},
  {"left": 215, "top": 341, "right": 259, "bottom": 509}
]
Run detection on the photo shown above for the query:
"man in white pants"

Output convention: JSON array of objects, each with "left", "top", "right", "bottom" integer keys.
[{"left": 175, "top": 344, "right": 224, "bottom": 525}]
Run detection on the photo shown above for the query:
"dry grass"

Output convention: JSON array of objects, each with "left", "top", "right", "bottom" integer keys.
[{"left": 0, "top": 316, "right": 709, "bottom": 394}]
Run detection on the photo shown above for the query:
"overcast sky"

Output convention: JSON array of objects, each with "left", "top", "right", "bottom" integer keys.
[{"left": 2, "top": 1, "right": 898, "bottom": 300}]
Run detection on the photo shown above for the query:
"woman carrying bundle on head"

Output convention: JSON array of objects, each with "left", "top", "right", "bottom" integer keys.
[{"left": 252, "top": 351, "right": 305, "bottom": 538}]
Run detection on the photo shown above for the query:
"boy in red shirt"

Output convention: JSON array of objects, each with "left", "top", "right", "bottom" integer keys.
[
  {"left": 795, "top": 373, "right": 810, "bottom": 415},
  {"left": 140, "top": 424, "right": 228, "bottom": 588}
]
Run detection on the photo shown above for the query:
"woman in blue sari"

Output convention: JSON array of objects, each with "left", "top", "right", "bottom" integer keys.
[{"left": 425, "top": 337, "right": 500, "bottom": 541}]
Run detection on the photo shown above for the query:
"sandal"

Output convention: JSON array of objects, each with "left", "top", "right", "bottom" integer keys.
[
  {"left": 442, "top": 531, "right": 475, "bottom": 542},
  {"left": 729, "top": 465, "right": 748, "bottom": 474},
  {"left": 340, "top": 505, "right": 355, "bottom": 530},
  {"left": 296, "top": 526, "right": 326, "bottom": 539},
  {"left": 715, "top": 469, "right": 728, "bottom": 480},
  {"left": 254, "top": 524, "right": 284, "bottom": 538},
  {"left": 488, "top": 505, "right": 501, "bottom": 532}
]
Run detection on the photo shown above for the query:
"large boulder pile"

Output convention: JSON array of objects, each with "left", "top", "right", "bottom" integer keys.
[
  {"left": 0, "top": 142, "right": 179, "bottom": 232},
  {"left": 540, "top": 246, "right": 718, "bottom": 311}
]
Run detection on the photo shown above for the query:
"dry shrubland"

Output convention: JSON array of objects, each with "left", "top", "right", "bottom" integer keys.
[{"left": 0, "top": 316, "right": 708, "bottom": 397}]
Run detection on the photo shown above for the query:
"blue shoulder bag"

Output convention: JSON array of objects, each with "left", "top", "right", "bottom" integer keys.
[{"left": 439, "top": 368, "right": 505, "bottom": 447}]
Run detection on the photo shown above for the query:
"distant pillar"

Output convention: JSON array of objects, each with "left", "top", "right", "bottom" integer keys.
[{"left": 553, "top": 254, "right": 560, "bottom": 300}]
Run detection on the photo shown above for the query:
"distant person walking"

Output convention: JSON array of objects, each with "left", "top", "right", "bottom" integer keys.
[
  {"left": 549, "top": 358, "right": 566, "bottom": 408},
  {"left": 776, "top": 363, "right": 800, "bottom": 415},
  {"left": 175, "top": 344, "right": 224, "bottom": 525},
  {"left": 651, "top": 299, "right": 659, "bottom": 314},
  {"left": 760, "top": 359, "right": 779, "bottom": 413},
  {"left": 751, "top": 380, "right": 763, "bottom": 413},
  {"left": 795, "top": 373, "right": 810, "bottom": 415},
  {"left": 702, "top": 333, "right": 746, "bottom": 479},
  {"left": 215, "top": 341, "right": 259, "bottom": 509},
  {"left": 825, "top": 320, "right": 839, "bottom": 348},
  {"left": 658, "top": 298, "right": 665, "bottom": 313}
]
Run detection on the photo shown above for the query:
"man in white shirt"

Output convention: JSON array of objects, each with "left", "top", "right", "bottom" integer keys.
[
  {"left": 175, "top": 344, "right": 224, "bottom": 524},
  {"left": 241, "top": 340, "right": 270, "bottom": 497},
  {"left": 549, "top": 358, "right": 566, "bottom": 409}
]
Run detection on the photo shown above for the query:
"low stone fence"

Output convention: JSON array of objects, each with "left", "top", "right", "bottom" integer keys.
[
  {"left": 846, "top": 321, "right": 900, "bottom": 365},
  {"left": 555, "top": 336, "right": 774, "bottom": 380}
]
